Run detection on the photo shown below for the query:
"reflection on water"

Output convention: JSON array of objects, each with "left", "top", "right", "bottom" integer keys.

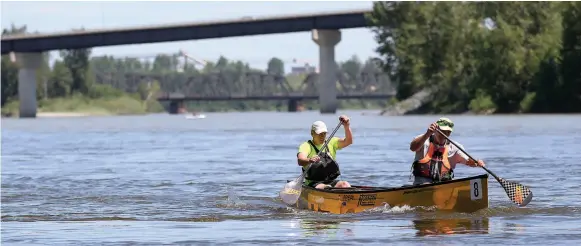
[
  {"left": 503, "top": 222, "right": 527, "bottom": 233},
  {"left": 299, "top": 219, "right": 356, "bottom": 238},
  {"left": 413, "top": 217, "right": 489, "bottom": 236},
  {"left": 291, "top": 216, "right": 490, "bottom": 239}
]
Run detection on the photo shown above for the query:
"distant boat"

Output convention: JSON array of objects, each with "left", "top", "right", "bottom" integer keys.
[{"left": 185, "top": 113, "right": 206, "bottom": 119}]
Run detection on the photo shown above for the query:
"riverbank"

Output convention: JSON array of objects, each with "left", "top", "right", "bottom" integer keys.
[
  {"left": 1, "top": 95, "right": 164, "bottom": 118},
  {"left": 183, "top": 99, "right": 391, "bottom": 113},
  {"left": 37, "top": 112, "right": 95, "bottom": 118}
]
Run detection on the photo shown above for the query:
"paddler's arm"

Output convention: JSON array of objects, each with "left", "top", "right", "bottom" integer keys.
[
  {"left": 410, "top": 133, "right": 430, "bottom": 152},
  {"left": 337, "top": 125, "right": 353, "bottom": 149},
  {"left": 297, "top": 142, "right": 314, "bottom": 167},
  {"left": 297, "top": 152, "right": 310, "bottom": 167},
  {"left": 337, "top": 115, "right": 353, "bottom": 149},
  {"left": 410, "top": 122, "right": 438, "bottom": 151},
  {"left": 458, "top": 154, "right": 483, "bottom": 167},
  {"left": 453, "top": 144, "right": 486, "bottom": 167},
  {"left": 464, "top": 158, "right": 485, "bottom": 167}
]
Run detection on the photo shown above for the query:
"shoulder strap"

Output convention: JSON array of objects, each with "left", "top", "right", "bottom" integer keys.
[{"left": 307, "top": 140, "right": 320, "bottom": 154}]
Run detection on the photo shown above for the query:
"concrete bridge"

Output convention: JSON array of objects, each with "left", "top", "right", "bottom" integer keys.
[{"left": 1, "top": 9, "right": 375, "bottom": 118}]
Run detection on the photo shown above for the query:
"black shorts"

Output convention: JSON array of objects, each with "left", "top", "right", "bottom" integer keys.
[{"left": 305, "top": 179, "right": 339, "bottom": 188}]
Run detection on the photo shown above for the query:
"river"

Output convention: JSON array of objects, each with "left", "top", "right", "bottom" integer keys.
[{"left": 2, "top": 111, "right": 581, "bottom": 245}]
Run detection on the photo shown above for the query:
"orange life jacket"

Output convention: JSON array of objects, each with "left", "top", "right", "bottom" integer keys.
[{"left": 412, "top": 138, "right": 454, "bottom": 182}]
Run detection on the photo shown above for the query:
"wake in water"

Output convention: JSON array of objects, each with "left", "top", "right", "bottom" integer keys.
[
  {"left": 214, "top": 188, "right": 581, "bottom": 222},
  {"left": 3, "top": 181, "right": 580, "bottom": 223}
]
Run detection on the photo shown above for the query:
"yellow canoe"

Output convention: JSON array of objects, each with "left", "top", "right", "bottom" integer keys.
[{"left": 294, "top": 174, "right": 489, "bottom": 214}]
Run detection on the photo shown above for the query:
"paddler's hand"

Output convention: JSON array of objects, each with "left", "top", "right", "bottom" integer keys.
[
  {"left": 339, "top": 115, "right": 350, "bottom": 126},
  {"left": 309, "top": 156, "right": 321, "bottom": 163},
  {"left": 427, "top": 122, "right": 439, "bottom": 134},
  {"left": 469, "top": 159, "right": 486, "bottom": 167}
]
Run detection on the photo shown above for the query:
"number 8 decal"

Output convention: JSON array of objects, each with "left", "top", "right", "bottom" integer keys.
[{"left": 471, "top": 179, "right": 482, "bottom": 200}]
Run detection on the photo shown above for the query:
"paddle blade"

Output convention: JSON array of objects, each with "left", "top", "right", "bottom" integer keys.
[
  {"left": 279, "top": 176, "right": 304, "bottom": 205},
  {"left": 498, "top": 178, "right": 533, "bottom": 207}
]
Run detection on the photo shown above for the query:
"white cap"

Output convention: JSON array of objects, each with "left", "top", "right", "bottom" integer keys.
[{"left": 311, "top": 121, "right": 328, "bottom": 134}]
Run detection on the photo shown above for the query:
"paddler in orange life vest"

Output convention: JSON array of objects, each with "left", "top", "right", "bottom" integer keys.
[
  {"left": 296, "top": 115, "right": 353, "bottom": 189},
  {"left": 409, "top": 117, "right": 486, "bottom": 185}
]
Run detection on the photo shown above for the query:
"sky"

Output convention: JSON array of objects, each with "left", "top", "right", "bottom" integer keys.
[{"left": 1, "top": 1, "right": 379, "bottom": 71}]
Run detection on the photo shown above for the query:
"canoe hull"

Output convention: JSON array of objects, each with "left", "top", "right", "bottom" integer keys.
[{"left": 295, "top": 174, "right": 489, "bottom": 214}]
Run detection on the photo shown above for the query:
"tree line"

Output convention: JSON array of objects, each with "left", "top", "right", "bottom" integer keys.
[
  {"left": 1, "top": 23, "right": 390, "bottom": 112},
  {"left": 1, "top": 25, "right": 152, "bottom": 108},
  {"left": 91, "top": 52, "right": 388, "bottom": 97},
  {"left": 367, "top": 1, "right": 581, "bottom": 113}
]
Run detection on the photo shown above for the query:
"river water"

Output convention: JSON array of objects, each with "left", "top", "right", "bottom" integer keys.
[{"left": 2, "top": 111, "right": 581, "bottom": 245}]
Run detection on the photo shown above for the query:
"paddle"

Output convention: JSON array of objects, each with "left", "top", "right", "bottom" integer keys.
[
  {"left": 435, "top": 129, "right": 533, "bottom": 207},
  {"left": 279, "top": 121, "right": 342, "bottom": 206}
]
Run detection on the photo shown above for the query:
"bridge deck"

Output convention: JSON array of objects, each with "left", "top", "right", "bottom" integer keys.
[{"left": 1, "top": 9, "right": 372, "bottom": 54}]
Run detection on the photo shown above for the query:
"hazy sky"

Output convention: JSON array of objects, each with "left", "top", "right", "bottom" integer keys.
[{"left": 1, "top": 1, "right": 379, "bottom": 70}]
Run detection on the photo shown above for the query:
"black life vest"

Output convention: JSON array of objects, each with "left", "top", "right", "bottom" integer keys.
[{"left": 303, "top": 140, "right": 341, "bottom": 182}]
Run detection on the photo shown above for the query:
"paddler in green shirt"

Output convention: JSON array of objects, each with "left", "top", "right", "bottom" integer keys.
[{"left": 296, "top": 115, "right": 353, "bottom": 189}]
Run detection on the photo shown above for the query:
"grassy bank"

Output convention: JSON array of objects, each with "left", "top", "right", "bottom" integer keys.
[{"left": 1, "top": 94, "right": 165, "bottom": 117}]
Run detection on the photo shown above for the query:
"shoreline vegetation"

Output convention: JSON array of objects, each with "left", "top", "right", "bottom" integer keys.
[
  {"left": 367, "top": 2, "right": 581, "bottom": 115},
  {"left": 2, "top": 94, "right": 579, "bottom": 118},
  {"left": 2, "top": 2, "right": 580, "bottom": 117},
  {"left": 0, "top": 95, "right": 392, "bottom": 118},
  {"left": 1, "top": 92, "right": 165, "bottom": 118}
]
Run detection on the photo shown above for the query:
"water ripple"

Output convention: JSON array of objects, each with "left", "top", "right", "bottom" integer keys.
[{"left": 2, "top": 112, "right": 581, "bottom": 244}]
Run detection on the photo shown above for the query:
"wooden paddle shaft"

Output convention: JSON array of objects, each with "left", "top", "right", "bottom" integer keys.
[
  {"left": 318, "top": 122, "right": 342, "bottom": 154},
  {"left": 435, "top": 129, "right": 500, "bottom": 180}
]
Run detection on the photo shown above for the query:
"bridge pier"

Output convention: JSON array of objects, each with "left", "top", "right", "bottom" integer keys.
[
  {"left": 288, "top": 99, "right": 298, "bottom": 112},
  {"left": 15, "top": 52, "right": 42, "bottom": 118},
  {"left": 168, "top": 100, "right": 187, "bottom": 114},
  {"left": 312, "top": 29, "right": 341, "bottom": 114}
]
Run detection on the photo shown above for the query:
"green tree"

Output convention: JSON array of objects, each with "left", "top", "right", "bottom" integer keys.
[
  {"left": 368, "top": 2, "right": 483, "bottom": 113},
  {"left": 47, "top": 60, "right": 73, "bottom": 98},
  {"left": 36, "top": 52, "right": 52, "bottom": 100},
  {"left": 1, "top": 55, "right": 19, "bottom": 106},
  {"left": 267, "top": 57, "right": 285, "bottom": 76},
  {"left": 152, "top": 54, "right": 173, "bottom": 73},
  {"left": 555, "top": 2, "right": 581, "bottom": 112},
  {"left": 1, "top": 24, "right": 28, "bottom": 106},
  {"left": 475, "top": 2, "right": 564, "bottom": 113},
  {"left": 215, "top": 56, "right": 229, "bottom": 71},
  {"left": 367, "top": 1, "right": 576, "bottom": 114},
  {"left": 61, "top": 48, "right": 92, "bottom": 95},
  {"left": 341, "top": 55, "right": 362, "bottom": 80}
]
